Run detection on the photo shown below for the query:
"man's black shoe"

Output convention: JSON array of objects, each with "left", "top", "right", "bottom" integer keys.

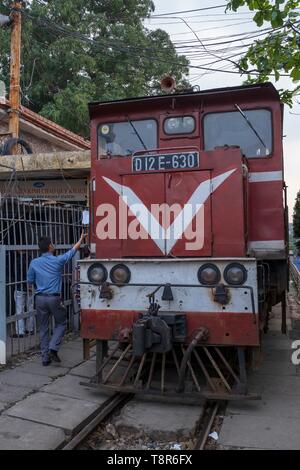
[
  {"left": 42, "top": 359, "right": 52, "bottom": 366},
  {"left": 50, "top": 349, "right": 61, "bottom": 363}
]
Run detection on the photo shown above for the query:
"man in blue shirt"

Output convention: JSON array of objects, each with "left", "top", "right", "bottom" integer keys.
[{"left": 27, "top": 232, "right": 86, "bottom": 366}]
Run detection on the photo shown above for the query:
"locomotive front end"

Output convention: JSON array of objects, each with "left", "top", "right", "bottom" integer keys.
[
  {"left": 80, "top": 83, "right": 287, "bottom": 399},
  {"left": 80, "top": 258, "right": 259, "bottom": 351}
]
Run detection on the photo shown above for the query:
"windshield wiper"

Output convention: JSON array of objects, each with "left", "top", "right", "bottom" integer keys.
[
  {"left": 127, "top": 116, "right": 148, "bottom": 152},
  {"left": 234, "top": 104, "right": 267, "bottom": 151}
]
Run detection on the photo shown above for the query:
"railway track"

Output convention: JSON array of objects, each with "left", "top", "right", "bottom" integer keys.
[
  {"left": 62, "top": 393, "right": 133, "bottom": 450},
  {"left": 194, "top": 400, "right": 227, "bottom": 450},
  {"left": 61, "top": 390, "right": 227, "bottom": 451}
]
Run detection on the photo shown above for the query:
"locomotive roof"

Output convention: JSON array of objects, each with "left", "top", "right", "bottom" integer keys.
[{"left": 89, "top": 82, "right": 279, "bottom": 118}]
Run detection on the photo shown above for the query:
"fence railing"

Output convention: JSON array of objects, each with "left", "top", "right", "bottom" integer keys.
[
  {"left": 0, "top": 197, "right": 84, "bottom": 364},
  {"left": 290, "top": 257, "right": 300, "bottom": 296}
]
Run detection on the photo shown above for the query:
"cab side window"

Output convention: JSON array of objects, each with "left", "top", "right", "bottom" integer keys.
[{"left": 98, "top": 120, "right": 157, "bottom": 157}]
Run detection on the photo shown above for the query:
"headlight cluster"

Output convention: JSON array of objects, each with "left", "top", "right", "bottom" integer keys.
[
  {"left": 87, "top": 263, "right": 131, "bottom": 285},
  {"left": 198, "top": 263, "right": 247, "bottom": 286},
  {"left": 87, "top": 262, "right": 247, "bottom": 287}
]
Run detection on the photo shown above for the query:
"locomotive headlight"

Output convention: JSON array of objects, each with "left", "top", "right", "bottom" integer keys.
[
  {"left": 110, "top": 264, "right": 131, "bottom": 285},
  {"left": 224, "top": 263, "right": 247, "bottom": 285},
  {"left": 87, "top": 263, "right": 108, "bottom": 284},
  {"left": 198, "top": 263, "right": 221, "bottom": 285}
]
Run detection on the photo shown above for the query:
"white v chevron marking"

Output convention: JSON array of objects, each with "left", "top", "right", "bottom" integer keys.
[
  {"left": 103, "top": 176, "right": 166, "bottom": 252},
  {"left": 165, "top": 169, "right": 236, "bottom": 254},
  {"left": 103, "top": 169, "right": 236, "bottom": 254}
]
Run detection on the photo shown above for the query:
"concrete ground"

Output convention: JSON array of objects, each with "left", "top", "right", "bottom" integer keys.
[
  {"left": 219, "top": 302, "right": 300, "bottom": 450},
  {"left": 114, "top": 400, "right": 204, "bottom": 441},
  {"left": 0, "top": 338, "right": 110, "bottom": 450}
]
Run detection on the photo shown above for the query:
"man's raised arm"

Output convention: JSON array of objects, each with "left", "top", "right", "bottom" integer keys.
[{"left": 73, "top": 231, "right": 88, "bottom": 252}]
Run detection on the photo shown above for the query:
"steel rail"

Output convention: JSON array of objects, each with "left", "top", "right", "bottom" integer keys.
[
  {"left": 61, "top": 392, "right": 133, "bottom": 450},
  {"left": 194, "top": 400, "right": 224, "bottom": 450}
]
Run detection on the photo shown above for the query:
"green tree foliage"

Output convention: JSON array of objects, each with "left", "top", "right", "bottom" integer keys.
[
  {"left": 226, "top": 1, "right": 300, "bottom": 105},
  {"left": 0, "top": 1, "right": 189, "bottom": 136},
  {"left": 294, "top": 190, "right": 300, "bottom": 238}
]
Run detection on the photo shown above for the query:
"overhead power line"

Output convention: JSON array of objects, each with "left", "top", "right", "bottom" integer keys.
[
  {"left": 148, "top": 12, "right": 253, "bottom": 19},
  {"left": 172, "top": 25, "right": 276, "bottom": 43},
  {"left": 22, "top": 8, "right": 285, "bottom": 58},
  {"left": 19, "top": 7, "right": 292, "bottom": 79},
  {"left": 150, "top": 5, "right": 228, "bottom": 17},
  {"left": 151, "top": 4, "right": 300, "bottom": 17},
  {"left": 147, "top": 17, "right": 253, "bottom": 25},
  {"left": 167, "top": 20, "right": 253, "bottom": 36},
  {"left": 173, "top": 26, "right": 292, "bottom": 49}
]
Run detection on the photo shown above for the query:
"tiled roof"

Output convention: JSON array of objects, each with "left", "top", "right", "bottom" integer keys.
[{"left": 0, "top": 100, "right": 90, "bottom": 149}]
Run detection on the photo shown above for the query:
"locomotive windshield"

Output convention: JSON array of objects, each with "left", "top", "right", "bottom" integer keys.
[
  {"left": 98, "top": 119, "right": 157, "bottom": 157},
  {"left": 204, "top": 109, "right": 272, "bottom": 157}
]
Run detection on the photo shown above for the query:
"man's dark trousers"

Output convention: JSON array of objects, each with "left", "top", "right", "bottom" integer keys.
[{"left": 36, "top": 295, "right": 67, "bottom": 362}]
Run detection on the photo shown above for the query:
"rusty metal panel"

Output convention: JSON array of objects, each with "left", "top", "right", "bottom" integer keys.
[{"left": 81, "top": 310, "right": 259, "bottom": 347}]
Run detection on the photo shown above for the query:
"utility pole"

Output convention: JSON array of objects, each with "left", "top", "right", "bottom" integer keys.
[{"left": 8, "top": 1, "right": 22, "bottom": 148}]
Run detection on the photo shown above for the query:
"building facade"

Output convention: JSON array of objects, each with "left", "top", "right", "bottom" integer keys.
[{"left": 0, "top": 100, "right": 90, "bottom": 153}]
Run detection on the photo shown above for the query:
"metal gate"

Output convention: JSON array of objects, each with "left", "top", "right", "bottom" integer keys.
[{"left": 0, "top": 197, "right": 84, "bottom": 364}]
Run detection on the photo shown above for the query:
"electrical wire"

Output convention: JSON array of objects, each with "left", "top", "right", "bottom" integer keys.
[
  {"left": 160, "top": 14, "right": 250, "bottom": 74},
  {"left": 10, "top": 0, "right": 295, "bottom": 109},
  {"left": 146, "top": 17, "right": 254, "bottom": 25},
  {"left": 0, "top": 166, "right": 20, "bottom": 219},
  {"left": 150, "top": 12, "right": 254, "bottom": 19},
  {"left": 165, "top": 20, "right": 254, "bottom": 36},
  {"left": 150, "top": 5, "right": 229, "bottom": 17},
  {"left": 20, "top": 9, "right": 293, "bottom": 77},
  {"left": 173, "top": 27, "right": 290, "bottom": 48},
  {"left": 22, "top": 6, "right": 283, "bottom": 58},
  {"left": 168, "top": 24, "right": 277, "bottom": 40}
]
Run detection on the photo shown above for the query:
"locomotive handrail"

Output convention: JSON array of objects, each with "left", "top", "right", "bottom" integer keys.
[
  {"left": 74, "top": 281, "right": 256, "bottom": 321},
  {"left": 132, "top": 146, "right": 200, "bottom": 157}
]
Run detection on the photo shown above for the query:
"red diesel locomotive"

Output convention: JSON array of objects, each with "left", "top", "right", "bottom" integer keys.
[{"left": 80, "top": 81, "right": 288, "bottom": 399}]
